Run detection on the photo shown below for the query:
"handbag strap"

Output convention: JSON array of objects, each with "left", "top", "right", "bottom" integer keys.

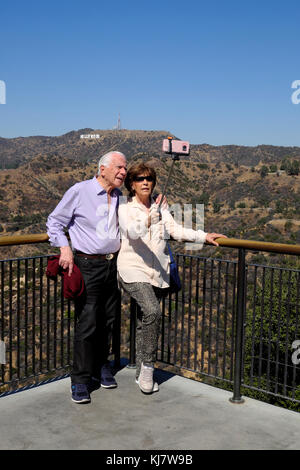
[{"left": 167, "top": 242, "right": 175, "bottom": 263}]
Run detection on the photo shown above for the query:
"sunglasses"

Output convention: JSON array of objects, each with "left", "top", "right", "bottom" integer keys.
[{"left": 133, "top": 175, "right": 154, "bottom": 182}]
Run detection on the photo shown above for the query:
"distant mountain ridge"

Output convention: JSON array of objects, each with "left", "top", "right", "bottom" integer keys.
[
  {"left": 0, "top": 128, "right": 299, "bottom": 260},
  {"left": 1, "top": 128, "right": 300, "bottom": 169}
]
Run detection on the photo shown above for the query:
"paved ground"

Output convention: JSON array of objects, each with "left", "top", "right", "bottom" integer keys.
[{"left": 0, "top": 365, "right": 299, "bottom": 450}]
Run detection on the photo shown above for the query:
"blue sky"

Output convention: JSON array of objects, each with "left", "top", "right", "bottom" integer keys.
[{"left": 1, "top": 0, "right": 300, "bottom": 146}]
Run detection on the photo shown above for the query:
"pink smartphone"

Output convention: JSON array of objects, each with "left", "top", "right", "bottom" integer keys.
[{"left": 162, "top": 139, "right": 190, "bottom": 155}]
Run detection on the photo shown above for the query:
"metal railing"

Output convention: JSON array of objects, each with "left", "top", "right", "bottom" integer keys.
[
  {"left": 0, "top": 234, "right": 299, "bottom": 408},
  {"left": 0, "top": 254, "right": 73, "bottom": 394},
  {"left": 128, "top": 239, "right": 300, "bottom": 407}
]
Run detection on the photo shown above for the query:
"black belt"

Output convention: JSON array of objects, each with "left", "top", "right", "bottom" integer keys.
[{"left": 74, "top": 250, "right": 117, "bottom": 260}]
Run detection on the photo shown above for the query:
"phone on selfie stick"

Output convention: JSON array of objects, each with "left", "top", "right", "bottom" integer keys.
[{"left": 157, "top": 136, "right": 190, "bottom": 212}]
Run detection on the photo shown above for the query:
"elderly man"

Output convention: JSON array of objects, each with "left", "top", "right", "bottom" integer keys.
[{"left": 47, "top": 151, "right": 127, "bottom": 403}]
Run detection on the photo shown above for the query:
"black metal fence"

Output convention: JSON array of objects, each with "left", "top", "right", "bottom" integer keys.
[
  {"left": 0, "top": 244, "right": 299, "bottom": 409},
  {"left": 244, "top": 260, "right": 300, "bottom": 403},
  {"left": 129, "top": 249, "right": 300, "bottom": 407},
  {"left": 0, "top": 255, "right": 73, "bottom": 394},
  {"left": 157, "top": 255, "right": 237, "bottom": 383}
]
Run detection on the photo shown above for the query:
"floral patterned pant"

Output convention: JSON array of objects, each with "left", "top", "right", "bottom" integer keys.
[{"left": 120, "top": 280, "right": 166, "bottom": 378}]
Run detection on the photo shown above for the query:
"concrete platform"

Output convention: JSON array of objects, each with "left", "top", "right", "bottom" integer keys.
[{"left": 0, "top": 365, "right": 299, "bottom": 450}]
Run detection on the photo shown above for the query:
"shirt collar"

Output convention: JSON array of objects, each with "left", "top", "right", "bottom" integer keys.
[
  {"left": 130, "top": 195, "right": 155, "bottom": 209},
  {"left": 92, "top": 176, "right": 121, "bottom": 197}
]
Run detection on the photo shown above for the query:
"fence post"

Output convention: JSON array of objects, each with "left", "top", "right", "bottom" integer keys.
[
  {"left": 127, "top": 297, "right": 137, "bottom": 368},
  {"left": 230, "top": 248, "right": 246, "bottom": 404}
]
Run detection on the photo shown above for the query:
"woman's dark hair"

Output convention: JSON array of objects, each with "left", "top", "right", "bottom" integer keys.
[{"left": 125, "top": 162, "right": 156, "bottom": 197}]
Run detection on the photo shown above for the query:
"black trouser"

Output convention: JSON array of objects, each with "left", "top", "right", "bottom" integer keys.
[{"left": 71, "top": 255, "right": 121, "bottom": 384}]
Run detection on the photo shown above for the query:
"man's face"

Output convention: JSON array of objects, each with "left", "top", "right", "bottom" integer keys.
[{"left": 101, "top": 154, "right": 127, "bottom": 189}]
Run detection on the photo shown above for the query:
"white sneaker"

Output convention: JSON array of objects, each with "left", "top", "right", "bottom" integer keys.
[
  {"left": 136, "top": 363, "right": 159, "bottom": 393},
  {"left": 135, "top": 377, "right": 159, "bottom": 392}
]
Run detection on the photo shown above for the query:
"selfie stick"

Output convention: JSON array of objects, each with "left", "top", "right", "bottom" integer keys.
[{"left": 157, "top": 137, "right": 180, "bottom": 212}]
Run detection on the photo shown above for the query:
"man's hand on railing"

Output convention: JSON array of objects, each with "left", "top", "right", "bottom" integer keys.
[
  {"left": 59, "top": 246, "right": 74, "bottom": 276},
  {"left": 205, "top": 233, "right": 227, "bottom": 246}
]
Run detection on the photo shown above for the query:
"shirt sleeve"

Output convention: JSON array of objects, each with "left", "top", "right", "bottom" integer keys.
[
  {"left": 161, "top": 207, "right": 207, "bottom": 246},
  {"left": 46, "top": 186, "right": 79, "bottom": 247}
]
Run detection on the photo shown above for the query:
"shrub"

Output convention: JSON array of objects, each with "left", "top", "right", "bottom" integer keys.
[
  {"left": 213, "top": 199, "right": 222, "bottom": 213},
  {"left": 260, "top": 166, "right": 268, "bottom": 178}
]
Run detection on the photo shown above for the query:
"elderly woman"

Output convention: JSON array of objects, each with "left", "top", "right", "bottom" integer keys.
[{"left": 117, "top": 162, "right": 225, "bottom": 394}]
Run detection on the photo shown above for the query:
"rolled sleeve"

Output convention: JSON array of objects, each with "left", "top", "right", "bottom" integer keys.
[
  {"left": 195, "top": 230, "right": 207, "bottom": 244},
  {"left": 46, "top": 187, "right": 78, "bottom": 247},
  {"left": 162, "top": 209, "right": 207, "bottom": 245}
]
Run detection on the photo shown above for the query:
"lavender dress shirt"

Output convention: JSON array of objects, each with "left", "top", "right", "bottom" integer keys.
[{"left": 46, "top": 177, "right": 121, "bottom": 254}]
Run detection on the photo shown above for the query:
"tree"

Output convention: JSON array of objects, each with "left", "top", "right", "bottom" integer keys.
[
  {"left": 260, "top": 166, "right": 268, "bottom": 178},
  {"left": 275, "top": 199, "right": 286, "bottom": 214},
  {"left": 213, "top": 199, "right": 222, "bottom": 213},
  {"left": 288, "top": 160, "right": 299, "bottom": 176},
  {"left": 280, "top": 158, "right": 299, "bottom": 175},
  {"left": 198, "top": 192, "right": 210, "bottom": 205},
  {"left": 269, "top": 164, "right": 277, "bottom": 173},
  {"left": 280, "top": 157, "right": 290, "bottom": 171}
]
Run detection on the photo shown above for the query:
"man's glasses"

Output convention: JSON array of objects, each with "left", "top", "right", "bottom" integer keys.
[{"left": 133, "top": 175, "right": 154, "bottom": 182}]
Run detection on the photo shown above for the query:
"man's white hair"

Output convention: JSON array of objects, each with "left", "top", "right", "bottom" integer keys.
[{"left": 97, "top": 151, "right": 126, "bottom": 175}]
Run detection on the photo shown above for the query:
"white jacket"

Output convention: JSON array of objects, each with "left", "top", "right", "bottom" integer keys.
[{"left": 117, "top": 196, "right": 207, "bottom": 288}]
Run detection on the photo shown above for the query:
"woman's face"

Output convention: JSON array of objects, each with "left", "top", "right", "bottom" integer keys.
[{"left": 131, "top": 173, "right": 154, "bottom": 200}]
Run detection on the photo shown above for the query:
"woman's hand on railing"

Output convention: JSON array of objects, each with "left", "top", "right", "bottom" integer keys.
[{"left": 205, "top": 233, "right": 227, "bottom": 246}]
